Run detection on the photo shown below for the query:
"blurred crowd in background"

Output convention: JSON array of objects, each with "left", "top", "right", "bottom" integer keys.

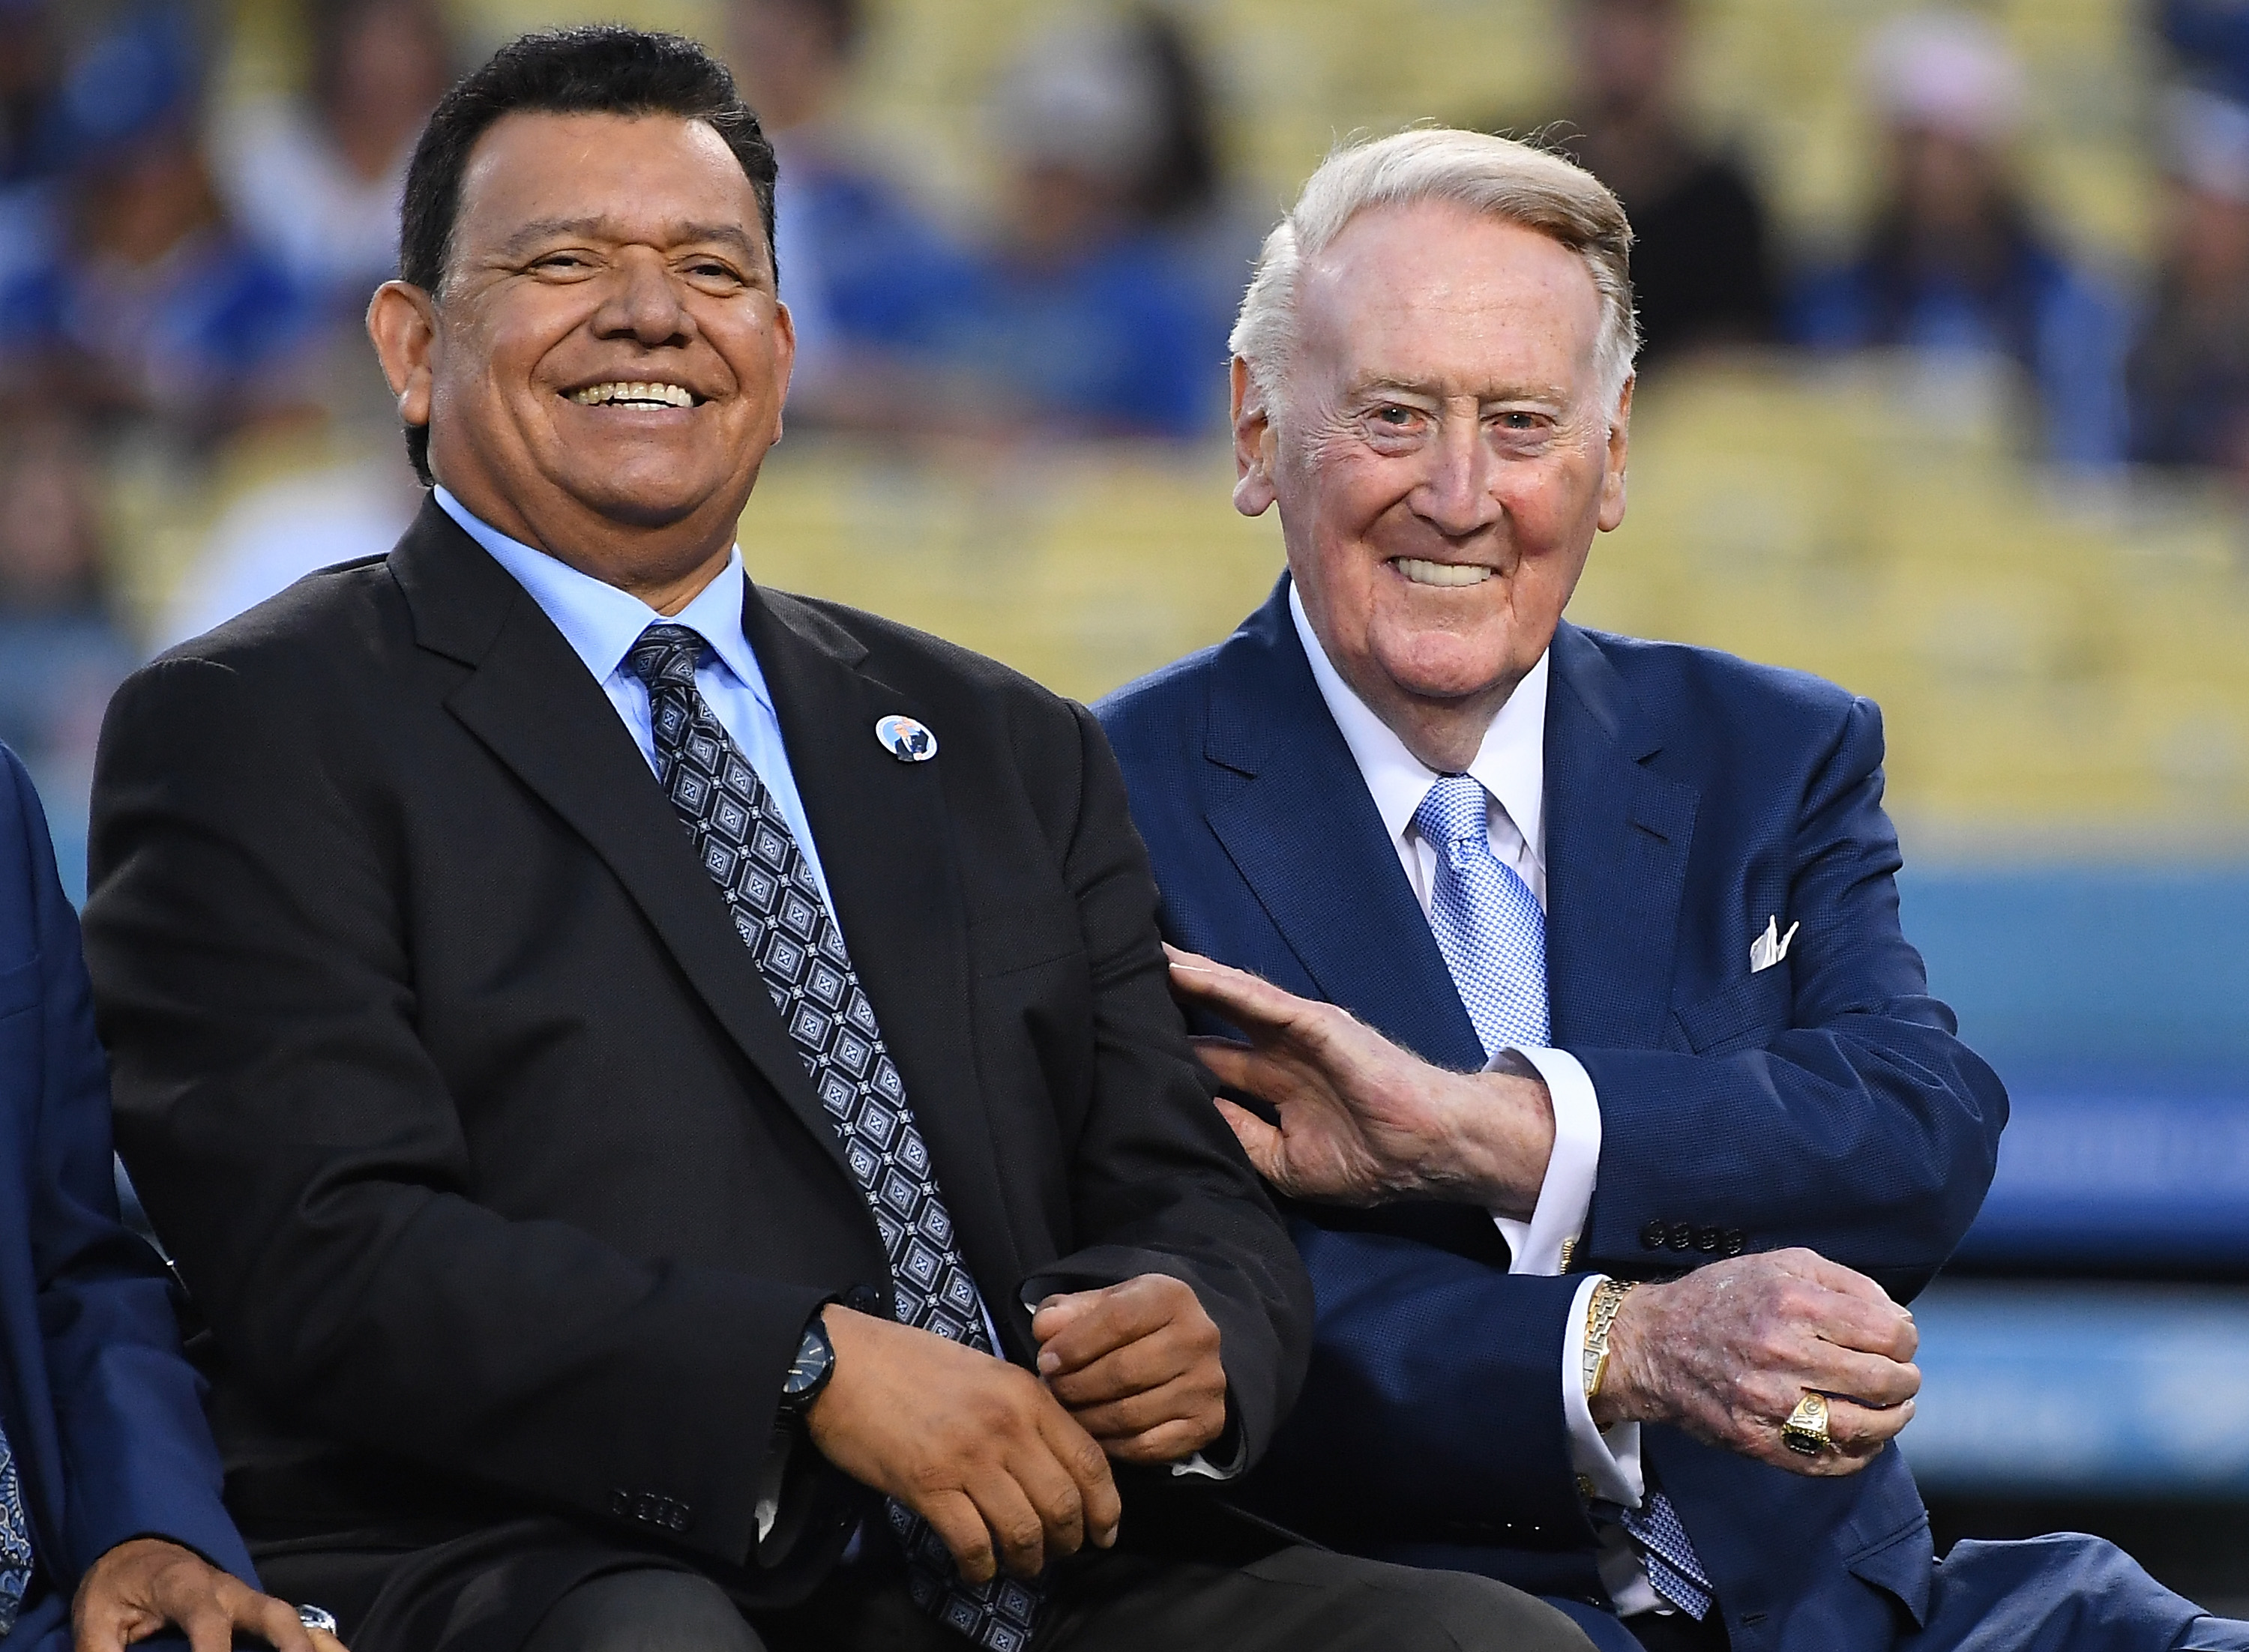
[{"left": 4, "top": 0, "right": 2249, "bottom": 846}]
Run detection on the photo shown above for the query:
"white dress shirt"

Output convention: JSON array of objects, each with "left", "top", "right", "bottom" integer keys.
[{"left": 1288, "top": 586, "right": 1661, "bottom": 1614}]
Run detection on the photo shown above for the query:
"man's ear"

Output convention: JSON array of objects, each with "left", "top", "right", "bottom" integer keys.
[
  {"left": 1597, "top": 374, "right": 1634, "bottom": 533},
  {"left": 768, "top": 297, "right": 797, "bottom": 448},
  {"left": 367, "top": 280, "right": 439, "bottom": 439},
  {"left": 1230, "top": 357, "right": 1278, "bottom": 519}
]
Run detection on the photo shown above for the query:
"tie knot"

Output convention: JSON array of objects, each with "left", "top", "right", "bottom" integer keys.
[
  {"left": 1412, "top": 774, "right": 1490, "bottom": 851},
  {"left": 627, "top": 624, "right": 707, "bottom": 691}
]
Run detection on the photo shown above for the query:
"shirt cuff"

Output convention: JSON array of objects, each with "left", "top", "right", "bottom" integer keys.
[
  {"left": 753, "top": 1429, "right": 792, "bottom": 1545},
  {"left": 1489, "top": 1046, "right": 1601, "bottom": 1276},
  {"left": 1560, "top": 1273, "right": 1645, "bottom": 1510},
  {"left": 1169, "top": 1445, "right": 1244, "bottom": 1481}
]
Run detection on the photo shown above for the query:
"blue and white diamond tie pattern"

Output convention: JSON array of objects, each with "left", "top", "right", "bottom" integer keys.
[
  {"left": 1616, "top": 1483, "right": 1714, "bottom": 1621},
  {"left": 627, "top": 625, "right": 1040, "bottom": 1651},
  {"left": 1411, "top": 774, "right": 1550, "bottom": 1058},
  {"left": 0, "top": 1423, "right": 34, "bottom": 1636},
  {"left": 1411, "top": 773, "right": 1715, "bottom": 1622}
]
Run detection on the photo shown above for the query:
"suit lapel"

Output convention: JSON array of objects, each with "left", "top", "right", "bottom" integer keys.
[
  {"left": 1201, "top": 579, "right": 1485, "bottom": 1070},
  {"left": 744, "top": 587, "right": 1032, "bottom": 1346},
  {"left": 388, "top": 501, "right": 855, "bottom": 1187},
  {"left": 1541, "top": 624, "right": 1699, "bottom": 1050}
]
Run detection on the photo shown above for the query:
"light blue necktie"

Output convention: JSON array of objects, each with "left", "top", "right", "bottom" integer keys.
[
  {"left": 1411, "top": 774, "right": 1716, "bottom": 1621},
  {"left": 1412, "top": 774, "right": 1549, "bottom": 1059},
  {"left": 0, "top": 1423, "right": 35, "bottom": 1635}
]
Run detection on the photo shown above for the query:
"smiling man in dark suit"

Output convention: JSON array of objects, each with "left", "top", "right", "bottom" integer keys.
[
  {"left": 79, "top": 31, "right": 1591, "bottom": 1652},
  {"left": 1097, "top": 127, "right": 2248, "bottom": 1652}
]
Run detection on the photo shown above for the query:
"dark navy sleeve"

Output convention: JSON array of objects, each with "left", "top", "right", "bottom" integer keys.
[
  {"left": 1573, "top": 699, "right": 2008, "bottom": 1298},
  {"left": 1, "top": 747, "right": 258, "bottom": 1588}
]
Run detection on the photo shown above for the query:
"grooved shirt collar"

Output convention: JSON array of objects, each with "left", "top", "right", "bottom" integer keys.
[
  {"left": 1286, "top": 578, "right": 1549, "bottom": 898},
  {"left": 431, "top": 486, "right": 774, "bottom": 715}
]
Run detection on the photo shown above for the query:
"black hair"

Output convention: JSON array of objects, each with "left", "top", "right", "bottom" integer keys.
[{"left": 394, "top": 25, "right": 779, "bottom": 483}]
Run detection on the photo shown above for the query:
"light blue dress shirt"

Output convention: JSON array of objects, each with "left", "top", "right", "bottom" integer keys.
[{"left": 433, "top": 487, "right": 834, "bottom": 911}]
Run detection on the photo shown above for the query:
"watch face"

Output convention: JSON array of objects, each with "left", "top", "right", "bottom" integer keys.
[{"left": 783, "top": 1323, "right": 833, "bottom": 1401}]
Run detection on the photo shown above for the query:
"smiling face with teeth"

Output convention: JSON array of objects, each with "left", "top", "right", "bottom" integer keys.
[
  {"left": 1232, "top": 198, "right": 1631, "bottom": 774},
  {"left": 368, "top": 110, "right": 793, "bottom": 609}
]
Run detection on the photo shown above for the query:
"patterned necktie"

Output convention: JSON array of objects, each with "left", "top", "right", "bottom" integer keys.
[
  {"left": 1412, "top": 774, "right": 1549, "bottom": 1059},
  {"left": 1411, "top": 773, "right": 1715, "bottom": 1622},
  {"left": 627, "top": 624, "right": 1041, "bottom": 1651},
  {"left": 0, "top": 1423, "right": 32, "bottom": 1636}
]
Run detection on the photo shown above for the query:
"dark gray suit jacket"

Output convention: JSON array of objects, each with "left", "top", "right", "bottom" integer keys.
[{"left": 83, "top": 498, "right": 1310, "bottom": 1613}]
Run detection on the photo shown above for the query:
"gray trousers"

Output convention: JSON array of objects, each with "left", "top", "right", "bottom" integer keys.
[{"left": 523, "top": 1547, "right": 1598, "bottom": 1652}]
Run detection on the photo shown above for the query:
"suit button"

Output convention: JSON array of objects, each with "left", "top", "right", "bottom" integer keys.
[
  {"left": 1668, "top": 1223, "right": 1694, "bottom": 1251},
  {"left": 846, "top": 1283, "right": 885, "bottom": 1315},
  {"left": 608, "top": 1489, "right": 632, "bottom": 1519},
  {"left": 1640, "top": 1220, "right": 1668, "bottom": 1250},
  {"left": 1723, "top": 1229, "right": 1747, "bottom": 1257},
  {"left": 1694, "top": 1226, "right": 1721, "bottom": 1253}
]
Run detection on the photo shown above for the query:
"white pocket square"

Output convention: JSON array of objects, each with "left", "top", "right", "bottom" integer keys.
[{"left": 1750, "top": 915, "right": 1800, "bottom": 974}]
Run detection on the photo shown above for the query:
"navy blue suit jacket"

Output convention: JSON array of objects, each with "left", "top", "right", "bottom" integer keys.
[
  {"left": 0, "top": 746, "right": 255, "bottom": 1645},
  {"left": 1096, "top": 580, "right": 2010, "bottom": 1652}
]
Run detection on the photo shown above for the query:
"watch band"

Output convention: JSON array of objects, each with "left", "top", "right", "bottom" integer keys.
[{"left": 1581, "top": 1277, "right": 1637, "bottom": 1402}]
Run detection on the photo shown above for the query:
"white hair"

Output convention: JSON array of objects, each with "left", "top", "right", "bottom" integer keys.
[{"left": 1230, "top": 127, "right": 1639, "bottom": 417}]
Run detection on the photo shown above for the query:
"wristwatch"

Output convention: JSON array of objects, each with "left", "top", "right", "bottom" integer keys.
[
  {"left": 778, "top": 1312, "right": 835, "bottom": 1417},
  {"left": 1580, "top": 1278, "right": 1637, "bottom": 1402}
]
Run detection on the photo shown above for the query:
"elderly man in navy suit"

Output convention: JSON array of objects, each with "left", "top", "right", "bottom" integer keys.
[
  {"left": 0, "top": 744, "right": 340, "bottom": 1652},
  {"left": 1097, "top": 127, "right": 2249, "bottom": 1652}
]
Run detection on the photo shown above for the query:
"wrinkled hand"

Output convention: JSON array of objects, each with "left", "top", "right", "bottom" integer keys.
[
  {"left": 1033, "top": 1273, "right": 1226, "bottom": 1465},
  {"left": 1166, "top": 945, "right": 1554, "bottom": 1215},
  {"left": 1597, "top": 1248, "right": 1920, "bottom": 1477},
  {"left": 806, "top": 1306, "right": 1120, "bottom": 1583},
  {"left": 73, "top": 1537, "right": 346, "bottom": 1652}
]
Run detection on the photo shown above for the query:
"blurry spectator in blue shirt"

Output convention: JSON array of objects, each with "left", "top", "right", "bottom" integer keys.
[
  {"left": 1790, "top": 10, "right": 2131, "bottom": 468},
  {"left": 2128, "top": 87, "right": 2249, "bottom": 484},
  {"left": 0, "top": 414, "right": 135, "bottom": 895},
  {"left": 212, "top": 0, "right": 456, "bottom": 322},
  {"left": 951, "top": 7, "right": 1229, "bottom": 439},
  {"left": 2161, "top": 0, "right": 2249, "bottom": 105},
  {"left": 0, "top": 4, "right": 317, "bottom": 444},
  {"left": 726, "top": 0, "right": 980, "bottom": 428}
]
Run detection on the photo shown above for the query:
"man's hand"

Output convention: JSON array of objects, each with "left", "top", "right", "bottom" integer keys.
[
  {"left": 1596, "top": 1248, "right": 1920, "bottom": 1477},
  {"left": 1033, "top": 1273, "right": 1226, "bottom": 1465},
  {"left": 1166, "top": 945, "right": 1554, "bottom": 1216},
  {"left": 73, "top": 1537, "right": 346, "bottom": 1652},
  {"left": 805, "top": 1306, "right": 1121, "bottom": 1584}
]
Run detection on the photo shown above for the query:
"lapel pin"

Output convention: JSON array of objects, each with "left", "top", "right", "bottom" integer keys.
[{"left": 875, "top": 714, "right": 937, "bottom": 763}]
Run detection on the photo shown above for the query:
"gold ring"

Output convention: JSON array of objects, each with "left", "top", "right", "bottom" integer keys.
[{"left": 1781, "top": 1391, "right": 1832, "bottom": 1456}]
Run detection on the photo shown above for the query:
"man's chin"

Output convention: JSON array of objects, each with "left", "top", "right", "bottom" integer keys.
[
  {"left": 555, "top": 469, "right": 746, "bottom": 533},
  {"left": 1367, "top": 632, "right": 1544, "bottom": 707}
]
